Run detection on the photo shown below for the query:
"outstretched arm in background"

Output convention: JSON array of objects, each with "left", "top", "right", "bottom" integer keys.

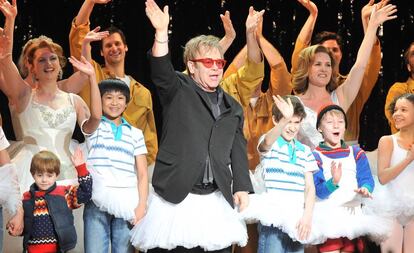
[
  {"left": 291, "top": 0, "right": 318, "bottom": 74},
  {"left": 336, "top": 4, "right": 397, "bottom": 112},
  {"left": 218, "top": 10, "right": 236, "bottom": 54}
]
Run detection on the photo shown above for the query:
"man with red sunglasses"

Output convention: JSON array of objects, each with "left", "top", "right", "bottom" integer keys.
[{"left": 129, "top": 1, "right": 264, "bottom": 253}]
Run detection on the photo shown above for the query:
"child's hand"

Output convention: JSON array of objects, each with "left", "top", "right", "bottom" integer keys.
[
  {"left": 234, "top": 191, "right": 249, "bottom": 212},
  {"left": 68, "top": 56, "right": 95, "bottom": 78},
  {"left": 331, "top": 161, "right": 342, "bottom": 185},
  {"left": 70, "top": 146, "right": 85, "bottom": 167},
  {"left": 6, "top": 206, "right": 24, "bottom": 236},
  {"left": 131, "top": 203, "right": 146, "bottom": 225},
  {"left": 296, "top": 214, "right": 312, "bottom": 241},
  {"left": 354, "top": 187, "right": 372, "bottom": 198},
  {"left": 272, "top": 95, "right": 294, "bottom": 121}
]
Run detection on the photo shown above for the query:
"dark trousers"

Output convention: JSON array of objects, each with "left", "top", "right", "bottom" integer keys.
[{"left": 147, "top": 246, "right": 232, "bottom": 253}]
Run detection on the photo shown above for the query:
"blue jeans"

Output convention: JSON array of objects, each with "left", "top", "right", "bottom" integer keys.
[
  {"left": 83, "top": 201, "right": 133, "bottom": 253},
  {"left": 257, "top": 223, "right": 304, "bottom": 253}
]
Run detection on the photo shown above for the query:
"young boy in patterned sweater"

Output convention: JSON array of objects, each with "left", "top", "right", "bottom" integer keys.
[{"left": 22, "top": 149, "right": 92, "bottom": 253}]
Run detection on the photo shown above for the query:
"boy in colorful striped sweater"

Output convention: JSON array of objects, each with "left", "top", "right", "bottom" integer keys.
[
  {"left": 21, "top": 148, "right": 92, "bottom": 253},
  {"left": 312, "top": 104, "right": 374, "bottom": 252}
]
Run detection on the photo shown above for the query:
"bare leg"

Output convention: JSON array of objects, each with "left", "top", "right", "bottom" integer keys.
[
  {"left": 403, "top": 218, "right": 414, "bottom": 253},
  {"left": 381, "top": 219, "right": 403, "bottom": 253}
]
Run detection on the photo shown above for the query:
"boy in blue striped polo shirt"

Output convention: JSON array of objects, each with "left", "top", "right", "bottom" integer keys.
[
  {"left": 83, "top": 78, "right": 148, "bottom": 253},
  {"left": 255, "top": 95, "right": 317, "bottom": 253}
]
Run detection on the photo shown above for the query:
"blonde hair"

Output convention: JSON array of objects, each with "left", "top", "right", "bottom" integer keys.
[
  {"left": 30, "top": 150, "right": 60, "bottom": 176},
  {"left": 183, "top": 35, "right": 223, "bottom": 72},
  {"left": 26, "top": 37, "right": 67, "bottom": 71},
  {"left": 18, "top": 36, "right": 54, "bottom": 78},
  {"left": 292, "top": 45, "right": 337, "bottom": 94}
]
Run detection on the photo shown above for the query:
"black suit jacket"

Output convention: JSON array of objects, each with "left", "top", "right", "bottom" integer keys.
[{"left": 150, "top": 53, "right": 253, "bottom": 207}]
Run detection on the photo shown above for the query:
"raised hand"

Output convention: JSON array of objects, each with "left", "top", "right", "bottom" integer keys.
[
  {"left": 331, "top": 161, "right": 342, "bottom": 185},
  {"left": 70, "top": 146, "right": 85, "bottom": 167},
  {"left": 220, "top": 11, "right": 236, "bottom": 42},
  {"left": 0, "top": 0, "right": 17, "bottom": 20},
  {"left": 0, "top": 28, "right": 12, "bottom": 60},
  {"left": 297, "top": 0, "right": 318, "bottom": 16},
  {"left": 245, "top": 6, "right": 265, "bottom": 35},
  {"left": 369, "top": 2, "right": 397, "bottom": 27},
  {"left": 145, "top": 0, "right": 169, "bottom": 32},
  {"left": 256, "top": 13, "right": 263, "bottom": 38},
  {"left": 272, "top": 95, "right": 294, "bottom": 121},
  {"left": 69, "top": 56, "right": 95, "bottom": 78},
  {"left": 354, "top": 187, "right": 372, "bottom": 198},
  {"left": 84, "top": 26, "right": 109, "bottom": 44}
]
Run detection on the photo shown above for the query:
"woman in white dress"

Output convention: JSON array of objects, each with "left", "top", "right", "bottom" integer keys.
[
  {"left": 0, "top": 1, "right": 101, "bottom": 251},
  {"left": 291, "top": 4, "right": 397, "bottom": 149}
]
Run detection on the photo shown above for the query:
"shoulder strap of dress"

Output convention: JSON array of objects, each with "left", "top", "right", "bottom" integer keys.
[{"left": 330, "top": 90, "right": 339, "bottom": 105}]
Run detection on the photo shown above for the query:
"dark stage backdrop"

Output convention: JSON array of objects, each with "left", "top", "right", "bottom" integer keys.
[{"left": 1, "top": 0, "right": 413, "bottom": 151}]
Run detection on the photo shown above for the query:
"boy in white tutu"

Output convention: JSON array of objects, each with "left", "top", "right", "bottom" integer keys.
[
  {"left": 312, "top": 104, "right": 374, "bottom": 252},
  {"left": 248, "top": 95, "right": 317, "bottom": 253},
  {"left": 0, "top": 125, "right": 23, "bottom": 252},
  {"left": 130, "top": 1, "right": 256, "bottom": 252},
  {"left": 83, "top": 78, "right": 148, "bottom": 253},
  {"left": 20, "top": 149, "right": 92, "bottom": 252}
]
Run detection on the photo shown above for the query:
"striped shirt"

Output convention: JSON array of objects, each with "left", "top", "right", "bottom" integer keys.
[
  {"left": 86, "top": 117, "right": 147, "bottom": 187},
  {"left": 258, "top": 135, "right": 318, "bottom": 194}
]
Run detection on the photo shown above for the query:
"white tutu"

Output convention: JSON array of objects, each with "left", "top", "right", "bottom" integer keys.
[
  {"left": 89, "top": 168, "right": 138, "bottom": 222},
  {"left": 364, "top": 176, "right": 414, "bottom": 224},
  {"left": 0, "top": 163, "right": 21, "bottom": 216},
  {"left": 241, "top": 192, "right": 392, "bottom": 245},
  {"left": 130, "top": 190, "right": 247, "bottom": 251}
]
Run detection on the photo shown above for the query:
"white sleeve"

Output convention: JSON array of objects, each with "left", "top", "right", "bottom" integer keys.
[
  {"left": 133, "top": 128, "right": 148, "bottom": 156},
  {"left": 304, "top": 146, "right": 319, "bottom": 173}
]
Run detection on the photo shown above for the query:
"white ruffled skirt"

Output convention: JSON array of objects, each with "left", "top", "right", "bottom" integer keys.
[
  {"left": 89, "top": 169, "right": 138, "bottom": 222},
  {"left": 364, "top": 176, "right": 414, "bottom": 225},
  {"left": 130, "top": 190, "right": 247, "bottom": 251},
  {"left": 241, "top": 192, "right": 392, "bottom": 245}
]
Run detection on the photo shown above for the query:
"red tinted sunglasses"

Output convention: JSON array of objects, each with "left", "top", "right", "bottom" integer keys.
[{"left": 191, "top": 58, "right": 227, "bottom": 69}]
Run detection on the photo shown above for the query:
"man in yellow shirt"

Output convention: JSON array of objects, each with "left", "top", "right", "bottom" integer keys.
[{"left": 384, "top": 42, "right": 414, "bottom": 133}]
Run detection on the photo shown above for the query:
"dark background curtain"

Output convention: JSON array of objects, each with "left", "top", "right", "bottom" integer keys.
[{"left": 1, "top": 0, "right": 413, "bottom": 151}]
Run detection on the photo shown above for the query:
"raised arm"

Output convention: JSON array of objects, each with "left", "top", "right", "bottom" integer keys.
[
  {"left": 361, "top": 0, "right": 389, "bottom": 33},
  {"left": 291, "top": 0, "right": 318, "bottom": 73},
  {"left": 246, "top": 6, "right": 264, "bottom": 64},
  {"left": 258, "top": 96, "right": 293, "bottom": 152},
  {"left": 336, "top": 4, "right": 397, "bottom": 112},
  {"left": 70, "top": 56, "right": 101, "bottom": 134},
  {"left": 218, "top": 11, "right": 236, "bottom": 54},
  {"left": 256, "top": 15, "right": 292, "bottom": 96},
  {"left": 0, "top": 1, "right": 31, "bottom": 113},
  {"left": 75, "top": 0, "right": 110, "bottom": 26},
  {"left": 146, "top": 0, "right": 170, "bottom": 57},
  {"left": 69, "top": 0, "right": 110, "bottom": 62}
]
